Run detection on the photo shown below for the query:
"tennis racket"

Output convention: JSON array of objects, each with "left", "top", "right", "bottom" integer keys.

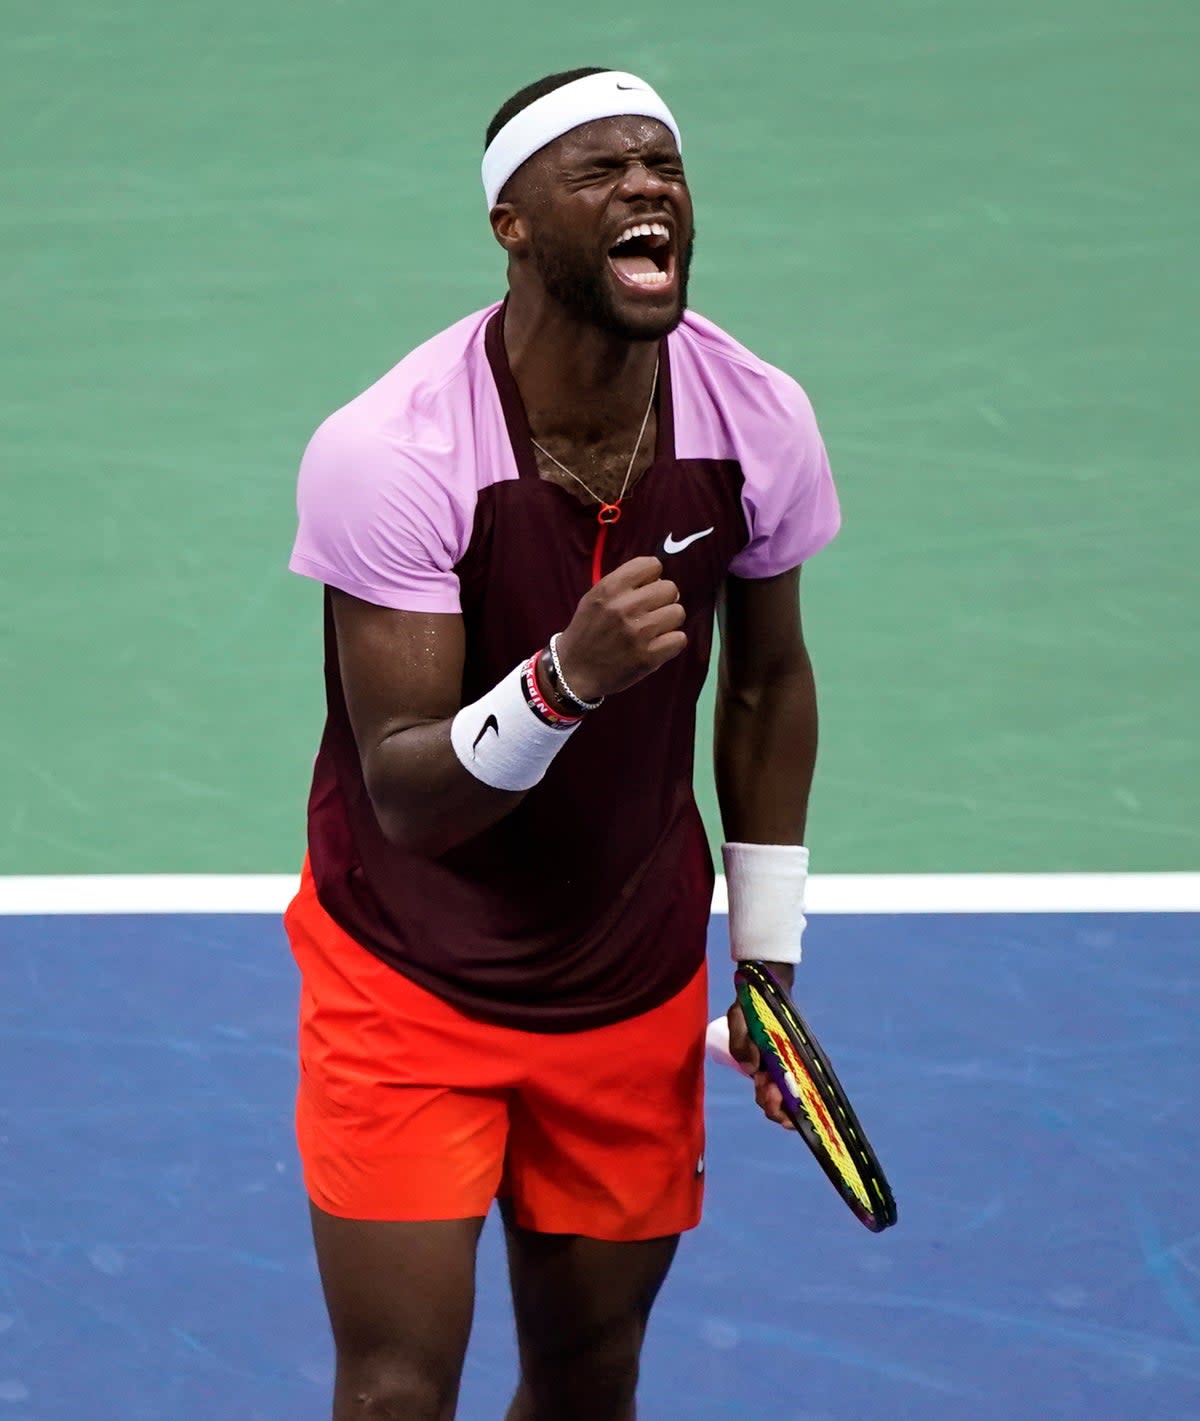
[{"left": 734, "top": 960, "right": 897, "bottom": 1232}]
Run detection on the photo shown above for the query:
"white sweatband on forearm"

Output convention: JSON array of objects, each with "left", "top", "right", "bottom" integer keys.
[
  {"left": 722, "top": 842, "right": 809, "bottom": 964},
  {"left": 450, "top": 656, "right": 581, "bottom": 791}
]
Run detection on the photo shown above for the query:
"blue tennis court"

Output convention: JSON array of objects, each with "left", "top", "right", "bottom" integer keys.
[{"left": 2, "top": 909, "right": 1196, "bottom": 1419}]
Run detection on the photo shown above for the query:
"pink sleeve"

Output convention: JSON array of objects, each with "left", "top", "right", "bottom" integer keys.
[
  {"left": 727, "top": 381, "right": 841, "bottom": 579},
  {"left": 288, "top": 410, "right": 470, "bottom": 613}
]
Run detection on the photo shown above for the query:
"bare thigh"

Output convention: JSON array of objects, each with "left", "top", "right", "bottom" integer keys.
[
  {"left": 310, "top": 1203, "right": 486, "bottom": 1421},
  {"left": 501, "top": 1202, "right": 680, "bottom": 1421}
]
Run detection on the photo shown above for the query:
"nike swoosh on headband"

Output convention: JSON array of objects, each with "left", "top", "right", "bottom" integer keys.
[
  {"left": 481, "top": 71, "right": 681, "bottom": 209},
  {"left": 661, "top": 527, "right": 714, "bottom": 555}
]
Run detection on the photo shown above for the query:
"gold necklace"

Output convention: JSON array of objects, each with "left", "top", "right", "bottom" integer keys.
[{"left": 529, "top": 359, "right": 659, "bottom": 526}]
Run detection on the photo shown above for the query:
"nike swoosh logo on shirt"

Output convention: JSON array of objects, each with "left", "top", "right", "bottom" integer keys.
[
  {"left": 615, "top": 82, "right": 644, "bottom": 91},
  {"left": 472, "top": 714, "right": 499, "bottom": 754},
  {"left": 661, "top": 527, "right": 714, "bottom": 555}
]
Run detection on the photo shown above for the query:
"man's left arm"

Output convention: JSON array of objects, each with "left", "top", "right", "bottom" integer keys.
[{"left": 715, "top": 565, "right": 817, "bottom": 1127}]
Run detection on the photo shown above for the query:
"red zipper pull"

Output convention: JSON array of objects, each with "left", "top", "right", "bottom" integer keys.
[{"left": 592, "top": 503, "right": 621, "bottom": 585}]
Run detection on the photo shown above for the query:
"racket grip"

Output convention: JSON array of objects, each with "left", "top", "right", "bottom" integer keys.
[{"left": 705, "top": 1016, "right": 754, "bottom": 1077}]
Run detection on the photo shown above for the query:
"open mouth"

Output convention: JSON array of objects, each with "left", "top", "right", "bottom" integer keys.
[{"left": 607, "top": 221, "right": 675, "bottom": 293}]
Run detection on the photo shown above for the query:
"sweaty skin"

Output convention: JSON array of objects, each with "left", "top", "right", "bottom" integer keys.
[
  {"left": 334, "top": 114, "right": 815, "bottom": 1125},
  {"left": 318, "top": 105, "right": 824, "bottom": 1421},
  {"left": 716, "top": 567, "right": 820, "bottom": 1129},
  {"left": 334, "top": 116, "right": 696, "bottom": 859}
]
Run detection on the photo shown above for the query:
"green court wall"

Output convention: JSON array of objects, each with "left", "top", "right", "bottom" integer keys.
[{"left": 3, "top": 0, "right": 1195, "bottom": 873}]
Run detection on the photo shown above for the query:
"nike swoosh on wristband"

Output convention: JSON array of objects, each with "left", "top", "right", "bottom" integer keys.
[
  {"left": 472, "top": 714, "right": 499, "bottom": 754},
  {"left": 661, "top": 527, "right": 714, "bottom": 555}
]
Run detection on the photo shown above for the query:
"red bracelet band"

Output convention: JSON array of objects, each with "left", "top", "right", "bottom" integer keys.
[{"left": 520, "top": 654, "right": 582, "bottom": 729}]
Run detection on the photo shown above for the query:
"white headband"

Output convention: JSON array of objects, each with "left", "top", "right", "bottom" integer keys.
[{"left": 482, "top": 70, "right": 682, "bottom": 209}]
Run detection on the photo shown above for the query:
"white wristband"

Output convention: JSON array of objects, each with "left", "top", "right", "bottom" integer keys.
[
  {"left": 450, "top": 659, "right": 580, "bottom": 791},
  {"left": 721, "top": 842, "right": 809, "bottom": 964}
]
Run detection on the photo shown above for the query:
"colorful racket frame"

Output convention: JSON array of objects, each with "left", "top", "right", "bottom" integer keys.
[{"left": 735, "top": 960, "right": 897, "bottom": 1232}]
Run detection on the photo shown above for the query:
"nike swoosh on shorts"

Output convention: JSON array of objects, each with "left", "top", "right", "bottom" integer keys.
[{"left": 661, "top": 527, "right": 714, "bottom": 555}]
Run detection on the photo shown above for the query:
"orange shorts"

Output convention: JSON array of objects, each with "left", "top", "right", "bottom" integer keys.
[{"left": 284, "top": 862, "right": 707, "bottom": 1241}]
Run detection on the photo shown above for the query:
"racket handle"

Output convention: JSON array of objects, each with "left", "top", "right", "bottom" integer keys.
[{"left": 705, "top": 1016, "right": 754, "bottom": 1077}]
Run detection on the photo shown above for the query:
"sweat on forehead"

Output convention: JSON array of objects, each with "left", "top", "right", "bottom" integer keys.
[
  {"left": 508, "top": 116, "right": 678, "bottom": 200},
  {"left": 481, "top": 70, "right": 682, "bottom": 209},
  {"left": 556, "top": 115, "right": 679, "bottom": 157}
]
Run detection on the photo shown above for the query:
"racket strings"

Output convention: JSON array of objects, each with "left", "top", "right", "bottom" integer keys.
[
  {"left": 787, "top": 1024, "right": 888, "bottom": 1203},
  {"left": 746, "top": 987, "right": 873, "bottom": 1205},
  {"left": 741, "top": 976, "right": 895, "bottom": 1228}
]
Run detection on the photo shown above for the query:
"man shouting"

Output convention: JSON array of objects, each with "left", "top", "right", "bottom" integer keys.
[{"left": 286, "top": 65, "right": 840, "bottom": 1421}]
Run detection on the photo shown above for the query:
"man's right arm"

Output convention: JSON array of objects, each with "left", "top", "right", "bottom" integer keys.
[
  {"left": 333, "top": 555, "right": 687, "bottom": 857},
  {"left": 332, "top": 591, "right": 523, "bottom": 856}
]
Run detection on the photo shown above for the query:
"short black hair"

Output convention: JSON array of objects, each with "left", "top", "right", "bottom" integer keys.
[{"left": 484, "top": 68, "right": 610, "bottom": 150}]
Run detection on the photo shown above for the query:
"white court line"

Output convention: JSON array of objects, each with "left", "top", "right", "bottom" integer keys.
[{"left": 0, "top": 873, "right": 1198, "bottom": 916}]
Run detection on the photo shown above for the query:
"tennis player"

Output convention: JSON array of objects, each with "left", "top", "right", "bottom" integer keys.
[{"left": 286, "top": 66, "right": 839, "bottom": 1421}]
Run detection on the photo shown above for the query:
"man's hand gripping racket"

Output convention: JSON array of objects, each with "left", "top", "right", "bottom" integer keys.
[{"left": 708, "top": 960, "right": 898, "bottom": 1233}]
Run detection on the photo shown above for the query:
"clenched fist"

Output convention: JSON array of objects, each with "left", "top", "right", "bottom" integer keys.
[{"left": 555, "top": 557, "right": 687, "bottom": 701}]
